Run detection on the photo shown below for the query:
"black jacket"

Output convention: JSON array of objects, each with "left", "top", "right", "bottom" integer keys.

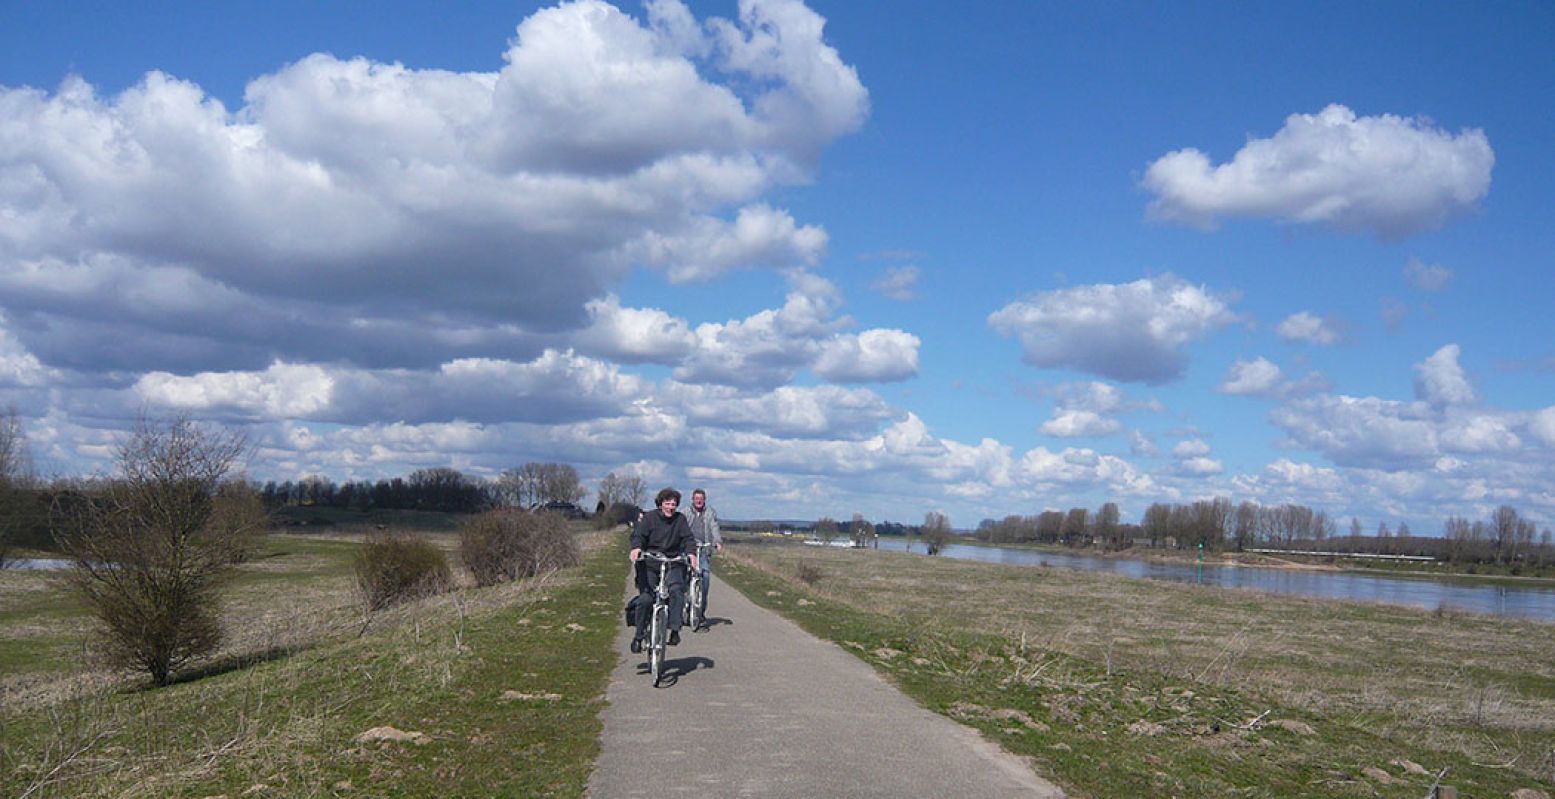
[{"left": 632, "top": 510, "right": 692, "bottom": 556}]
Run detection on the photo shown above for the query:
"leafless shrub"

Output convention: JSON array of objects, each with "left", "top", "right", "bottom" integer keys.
[
  {"left": 354, "top": 533, "right": 452, "bottom": 611},
  {"left": 53, "top": 416, "right": 255, "bottom": 686},
  {"left": 0, "top": 405, "right": 34, "bottom": 568},
  {"left": 458, "top": 507, "right": 579, "bottom": 586},
  {"left": 796, "top": 560, "right": 822, "bottom": 584},
  {"left": 922, "top": 511, "right": 952, "bottom": 555}
]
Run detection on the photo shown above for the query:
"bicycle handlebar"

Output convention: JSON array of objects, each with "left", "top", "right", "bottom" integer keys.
[{"left": 638, "top": 551, "right": 690, "bottom": 564}]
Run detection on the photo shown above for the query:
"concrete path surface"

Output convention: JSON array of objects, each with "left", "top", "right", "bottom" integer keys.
[{"left": 587, "top": 571, "right": 1065, "bottom": 798}]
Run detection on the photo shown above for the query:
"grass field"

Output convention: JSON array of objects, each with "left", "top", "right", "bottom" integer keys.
[
  {"left": 0, "top": 526, "right": 624, "bottom": 798},
  {"left": 719, "top": 541, "right": 1555, "bottom": 798}
]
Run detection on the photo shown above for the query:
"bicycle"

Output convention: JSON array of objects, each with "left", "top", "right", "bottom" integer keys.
[
  {"left": 637, "top": 551, "right": 689, "bottom": 686},
  {"left": 684, "top": 542, "right": 713, "bottom": 632}
]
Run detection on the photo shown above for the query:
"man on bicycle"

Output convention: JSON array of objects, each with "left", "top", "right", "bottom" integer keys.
[
  {"left": 686, "top": 488, "right": 722, "bottom": 625},
  {"left": 629, "top": 488, "right": 697, "bottom": 653}
]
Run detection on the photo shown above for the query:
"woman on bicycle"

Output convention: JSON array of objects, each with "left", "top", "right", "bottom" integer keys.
[{"left": 629, "top": 488, "right": 698, "bottom": 653}]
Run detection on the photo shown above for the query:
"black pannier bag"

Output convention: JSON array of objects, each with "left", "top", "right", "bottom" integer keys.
[{"left": 624, "top": 593, "right": 648, "bottom": 627}]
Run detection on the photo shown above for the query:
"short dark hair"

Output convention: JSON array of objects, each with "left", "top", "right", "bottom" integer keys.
[
  {"left": 692, "top": 488, "right": 706, "bottom": 499},
  {"left": 654, "top": 487, "right": 682, "bottom": 507}
]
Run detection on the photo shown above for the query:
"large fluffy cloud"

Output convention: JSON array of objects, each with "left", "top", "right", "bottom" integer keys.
[
  {"left": 0, "top": 0, "right": 868, "bottom": 374},
  {"left": 813, "top": 328, "right": 920, "bottom": 383},
  {"left": 1142, "top": 104, "right": 1493, "bottom": 237},
  {"left": 988, "top": 275, "right": 1238, "bottom": 384},
  {"left": 135, "top": 349, "right": 649, "bottom": 425},
  {"left": 669, "top": 272, "right": 918, "bottom": 388}
]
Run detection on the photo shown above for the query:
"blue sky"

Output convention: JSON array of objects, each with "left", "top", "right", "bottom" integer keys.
[{"left": 1, "top": 0, "right": 1551, "bottom": 532}]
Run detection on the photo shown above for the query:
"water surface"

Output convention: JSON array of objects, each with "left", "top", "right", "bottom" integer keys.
[{"left": 868, "top": 538, "right": 1555, "bottom": 622}]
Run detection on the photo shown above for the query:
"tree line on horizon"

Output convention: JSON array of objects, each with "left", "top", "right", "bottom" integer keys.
[
  {"left": 2, "top": 416, "right": 1551, "bottom": 572},
  {"left": 969, "top": 497, "right": 1554, "bottom": 569}
]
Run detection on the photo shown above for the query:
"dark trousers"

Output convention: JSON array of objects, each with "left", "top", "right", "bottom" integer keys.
[{"left": 634, "top": 561, "right": 686, "bottom": 640}]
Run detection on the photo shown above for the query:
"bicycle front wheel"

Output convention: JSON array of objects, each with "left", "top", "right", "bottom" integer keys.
[
  {"left": 688, "top": 578, "right": 704, "bottom": 630},
  {"left": 650, "top": 604, "right": 667, "bottom": 684}
]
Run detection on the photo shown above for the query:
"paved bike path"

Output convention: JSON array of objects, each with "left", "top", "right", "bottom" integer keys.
[{"left": 587, "top": 570, "right": 1065, "bottom": 798}]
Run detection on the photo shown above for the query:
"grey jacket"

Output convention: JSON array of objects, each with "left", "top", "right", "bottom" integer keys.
[{"left": 686, "top": 504, "right": 721, "bottom": 548}]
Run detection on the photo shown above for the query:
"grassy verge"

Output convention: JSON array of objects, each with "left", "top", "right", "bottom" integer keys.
[
  {"left": 720, "top": 543, "right": 1555, "bottom": 798},
  {"left": 1, "top": 527, "right": 623, "bottom": 798}
]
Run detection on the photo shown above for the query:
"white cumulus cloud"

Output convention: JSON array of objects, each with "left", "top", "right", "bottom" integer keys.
[
  {"left": 813, "top": 328, "right": 921, "bottom": 383},
  {"left": 988, "top": 275, "right": 1238, "bottom": 384},
  {"left": 577, "top": 295, "right": 697, "bottom": 364},
  {"left": 1040, "top": 410, "right": 1121, "bottom": 438},
  {"left": 1271, "top": 394, "right": 1439, "bottom": 468},
  {"left": 1276, "top": 312, "right": 1342, "bottom": 346},
  {"left": 1529, "top": 406, "right": 1555, "bottom": 448},
  {"left": 0, "top": 0, "right": 868, "bottom": 375},
  {"left": 1219, "top": 357, "right": 1284, "bottom": 396},
  {"left": 1413, "top": 344, "right": 1475, "bottom": 406},
  {"left": 1142, "top": 104, "right": 1493, "bottom": 237}
]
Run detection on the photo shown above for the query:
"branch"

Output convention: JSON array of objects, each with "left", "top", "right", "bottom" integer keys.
[{"left": 19, "top": 726, "right": 120, "bottom": 799}]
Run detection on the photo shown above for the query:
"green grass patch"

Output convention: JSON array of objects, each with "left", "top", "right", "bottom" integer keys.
[
  {"left": 1, "top": 528, "right": 623, "bottom": 798},
  {"left": 720, "top": 544, "right": 1555, "bottom": 798}
]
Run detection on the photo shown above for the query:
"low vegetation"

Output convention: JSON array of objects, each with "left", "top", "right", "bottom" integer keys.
[
  {"left": 459, "top": 507, "right": 581, "bottom": 587},
  {"left": 355, "top": 532, "right": 454, "bottom": 611},
  {"left": 721, "top": 542, "right": 1555, "bottom": 798},
  {"left": 1, "top": 526, "right": 622, "bottom": 798}
]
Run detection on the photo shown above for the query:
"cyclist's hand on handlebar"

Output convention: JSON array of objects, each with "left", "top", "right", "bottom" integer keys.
[{"left": 629, "top": 547, "right": 641, "bottom": 562}]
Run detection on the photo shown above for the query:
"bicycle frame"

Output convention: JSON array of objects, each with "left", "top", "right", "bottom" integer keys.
[
  {"left": 685, "top": 542, "right": 713, "bottom": 632},
  {"left": 638, "top": 551, "right": 688, "bottom": 686}
]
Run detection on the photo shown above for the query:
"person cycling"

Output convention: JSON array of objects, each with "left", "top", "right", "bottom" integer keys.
[
  {"left": 685, "top": 488, "right": 722, "bottom": 624},
  {"left": 629, "top": 488, "right": 697, "bottom": 653}
]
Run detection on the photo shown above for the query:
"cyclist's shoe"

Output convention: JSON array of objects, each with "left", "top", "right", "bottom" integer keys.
[
  {"left": 630, "top": 637, "right": 643, "bottom": 653},
  {"left": 668, "top": 630, "right": 681, "bottom": 646}
]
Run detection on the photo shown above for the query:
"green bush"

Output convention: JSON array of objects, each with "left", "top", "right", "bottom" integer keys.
[
  {"left": 459, "top": 508, "right": 580, "bottom": 587},
  {"left": 354, "top": 533, "right": 452, "bottom": 611}
]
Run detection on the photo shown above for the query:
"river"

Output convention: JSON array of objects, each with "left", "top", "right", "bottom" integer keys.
[{"left": 867, "top": 538, "right": 1555, "bottom": 622}]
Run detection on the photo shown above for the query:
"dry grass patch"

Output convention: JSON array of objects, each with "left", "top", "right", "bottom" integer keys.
[
  {"left": 2, "top": 527, "right": 620, "bottom": 798},
  {"left": 726, "top": 543, "right": 1555, "bottom": 791}
]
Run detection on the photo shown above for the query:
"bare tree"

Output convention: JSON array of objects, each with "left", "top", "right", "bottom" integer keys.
[
  {"left": 54, "top": 417, "right": 258, "bottom": 685},
  {"left": 1233, "top": 501, "right": 1260, "bottom": 552},
  {"left": 1095, "top": 502, "right": 1123, "bottom": 550},
  {"left": 1060, "top": 507, "right": 1089, "bottom": 546},
  {"left": 0, "top": 407, "right": 29, "bottom": 567},
  {"left": 850, "top": 513, "right": 875, "bottom": 548},
  {"left": 498, "top": 462, "right": 586, "bottom": 508},
  {"left": 1036, "top": 510, "right": 1065, "bottom": 543},
  {"left": 921, "top": 511, "right": 952, "bottom": 555},
  {"left": 1491, "top": 505, "right": 1516, "bottom": 564},
  {"left": 597, "top": 471, "right": 648, "bottom": 509},
  {"left": 815, "top": 516, "right": 840, "bottom": 545}
]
